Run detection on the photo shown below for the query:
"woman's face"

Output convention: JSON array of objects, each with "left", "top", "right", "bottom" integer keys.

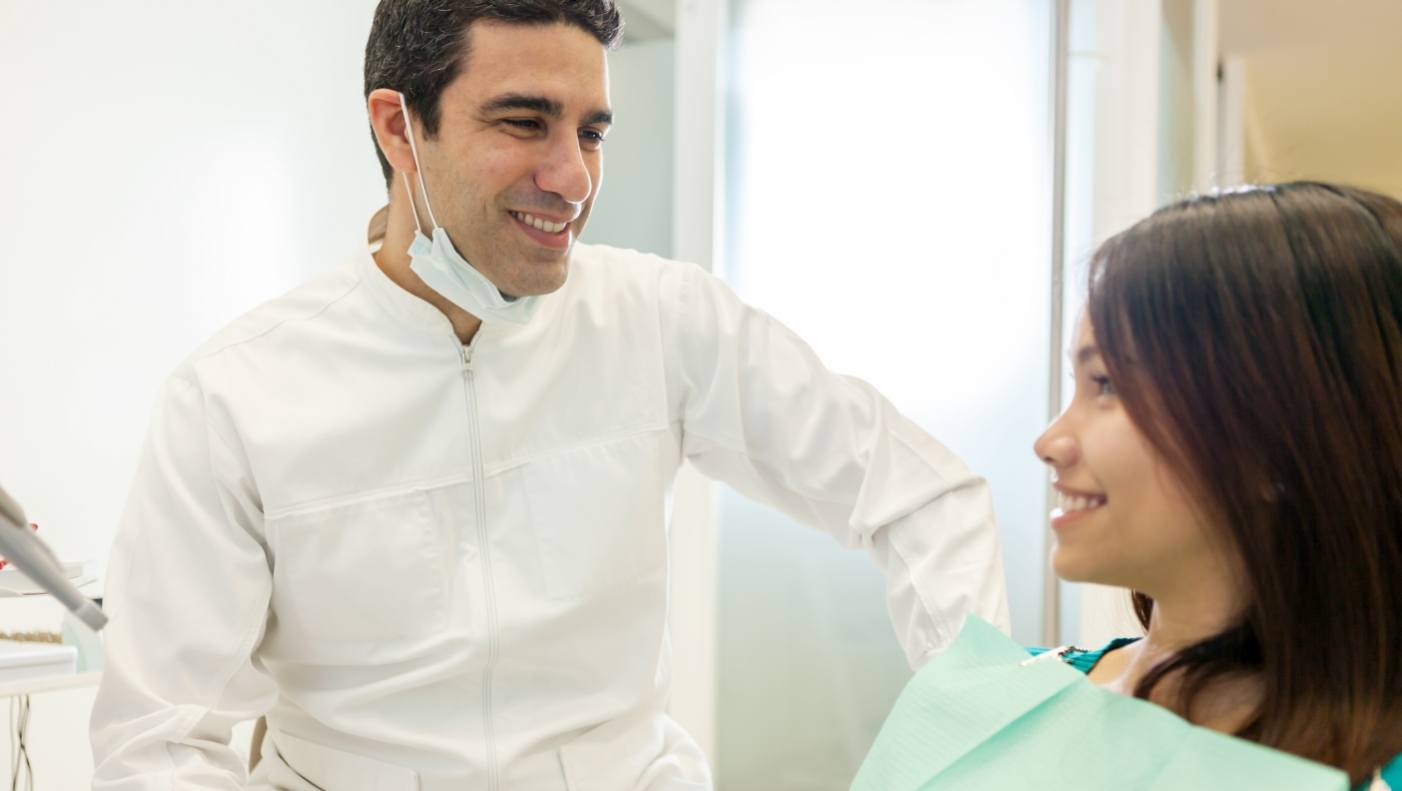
[{"left": 1033, "top": 315, "right": 1223, "bottom": 595}]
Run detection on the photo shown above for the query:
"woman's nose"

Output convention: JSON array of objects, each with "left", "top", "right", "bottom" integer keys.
[{"left": 1034, "top": 423, "right": 1077, "bottom": 469}]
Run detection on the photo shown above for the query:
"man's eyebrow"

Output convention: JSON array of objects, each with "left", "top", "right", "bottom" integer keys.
[
  {"left": 480, "top": 94, "right": 563, "bottom": 118},
  {"left": 479, "top": 94, "right": 613, "bottom": 127}
]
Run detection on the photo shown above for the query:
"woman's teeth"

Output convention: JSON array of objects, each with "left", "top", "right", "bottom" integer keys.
[
  {"left": 1057, "top": 492, "right": 1107, "bottom": 513},
  {"left": 511, "top": 211, "right": 567, "bottom": 234}
]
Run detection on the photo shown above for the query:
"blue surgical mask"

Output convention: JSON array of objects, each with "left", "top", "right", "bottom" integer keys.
[{"left": 398, "top": 92, "right": 540, "bottom": 325}]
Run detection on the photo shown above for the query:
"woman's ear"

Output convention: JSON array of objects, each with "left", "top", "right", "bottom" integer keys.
[{"left": 367, "top": 88, "right": 418, "bottom": 176}]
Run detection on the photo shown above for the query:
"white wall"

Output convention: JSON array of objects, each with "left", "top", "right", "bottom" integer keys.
[
  {"left": 1158, "top": 0, "right": 1198, "bottom": 205},
  {"left": 1, "top": 1, "right": 384, "bottom": 784},
  {"left": 1, "top": 0, "right": 385, "bottom": 573}
]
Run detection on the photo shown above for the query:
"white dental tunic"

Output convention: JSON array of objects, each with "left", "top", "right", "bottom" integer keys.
[{"left": 90, "top": 232, "right": 1010, "bottom": 790}]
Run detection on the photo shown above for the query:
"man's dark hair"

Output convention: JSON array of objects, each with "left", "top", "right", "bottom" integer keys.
[{"left": 363, "top": 0, "right": 624, "bottom": 185}]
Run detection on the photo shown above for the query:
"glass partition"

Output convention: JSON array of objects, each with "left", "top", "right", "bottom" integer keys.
[{"left": 717, "top": 1, "right": 1054, "bottom": 787}]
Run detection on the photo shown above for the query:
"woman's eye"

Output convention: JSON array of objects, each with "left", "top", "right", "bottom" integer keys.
[{"left": 1090, "top": 375, "right": 1116, "bottom": 396}]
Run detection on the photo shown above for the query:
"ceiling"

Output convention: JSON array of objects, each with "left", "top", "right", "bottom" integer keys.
[
  {"left": 606, "top": 1, "right": 1402, "bottom": 197},
  {"left": 1219, "top": 0, "right": 1402, "bottom": 198}
]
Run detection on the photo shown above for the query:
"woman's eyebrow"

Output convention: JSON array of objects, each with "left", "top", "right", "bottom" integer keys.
[{"left": 1070, "top": 345, "right": 1101, "bottom": 368}]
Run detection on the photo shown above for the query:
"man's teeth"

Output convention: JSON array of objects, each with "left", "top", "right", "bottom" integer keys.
[
  {"left": 512, "top": 211, "right": 568, "bottom": 234},
  {"left": 1057, "top": 492, "right": 1107, "bottom": 513}
]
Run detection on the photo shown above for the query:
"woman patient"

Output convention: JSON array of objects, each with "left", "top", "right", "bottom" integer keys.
[{"left": 1033, "top": 182, "right": 1401, "bottom": 787}]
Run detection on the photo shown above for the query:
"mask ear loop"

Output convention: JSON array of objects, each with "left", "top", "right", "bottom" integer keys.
[
  {"left": 400, "top": 169, "right": 424, "bottom": 236},
  {"left": 398, "top": 92, "right": 440, "bottom": 232}
]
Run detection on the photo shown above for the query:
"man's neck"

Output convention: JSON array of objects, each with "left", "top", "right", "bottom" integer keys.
[{"left": 372, "top": 194, "right": 483, "bottom": 346}]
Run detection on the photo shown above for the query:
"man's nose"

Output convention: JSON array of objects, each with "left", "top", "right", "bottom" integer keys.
[{"left": 535, "top": 134, "right": 593, "bottom": 205}]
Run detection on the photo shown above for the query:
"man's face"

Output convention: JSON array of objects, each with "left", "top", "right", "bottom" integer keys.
[{"left": 412, "top": 20, "right": 611, "bottom": 298}]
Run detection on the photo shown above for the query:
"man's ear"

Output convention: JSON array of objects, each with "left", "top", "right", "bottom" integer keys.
[{"left": 367, "top": 88, "right": 418, "bottom": 175}]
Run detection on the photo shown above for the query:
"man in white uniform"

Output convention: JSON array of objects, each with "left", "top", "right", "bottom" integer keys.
[{"left": 90, "top": 1, "right": 1009, "bottom": 788}]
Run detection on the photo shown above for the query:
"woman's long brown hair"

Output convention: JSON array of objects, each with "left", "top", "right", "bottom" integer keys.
[{"left": 1087, "top": 182, "right": 1402, "bottom": 784}]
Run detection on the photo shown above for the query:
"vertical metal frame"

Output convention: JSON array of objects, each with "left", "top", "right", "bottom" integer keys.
[{"left": 1042, "top": 0, "right": 1072, "bottom": 648}]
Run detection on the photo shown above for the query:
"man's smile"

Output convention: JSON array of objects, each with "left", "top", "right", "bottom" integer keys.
[{"left": 509, "top": 209, "right": 572, "bottom": 249}]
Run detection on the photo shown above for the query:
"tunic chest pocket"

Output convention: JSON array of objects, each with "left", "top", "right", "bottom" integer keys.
[
  {"left": 523, "top": 432, "right": 673, "bottom": 603},
  {"left": 268, "top": 488, "right": 452, "bottom": 644}
]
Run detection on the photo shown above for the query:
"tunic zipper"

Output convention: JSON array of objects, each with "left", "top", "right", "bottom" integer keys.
[{"left": 459, "top": 338, "right": 501, "bottom": 791}]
